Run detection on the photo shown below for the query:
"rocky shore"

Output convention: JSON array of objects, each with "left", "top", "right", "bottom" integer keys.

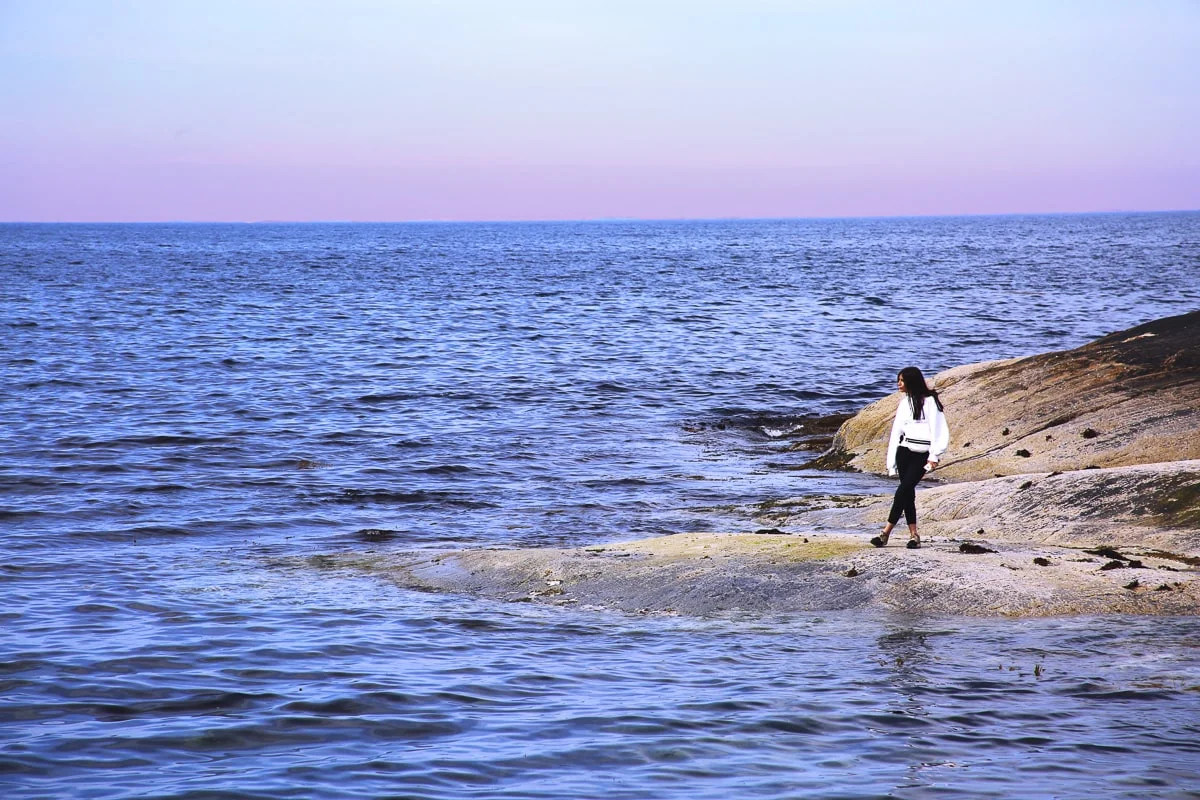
[{"left": 316, "top": 311, "right": 1200, "bottom": 617}]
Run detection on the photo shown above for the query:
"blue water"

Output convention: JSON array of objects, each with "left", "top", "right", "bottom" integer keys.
[{"left": 3, "top": 214, "right": 1200, "bottom": 799}]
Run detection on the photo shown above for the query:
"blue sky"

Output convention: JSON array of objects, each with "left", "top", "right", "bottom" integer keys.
[{"left": 2, "top": 0, "right": 1198, "bottom": 220}]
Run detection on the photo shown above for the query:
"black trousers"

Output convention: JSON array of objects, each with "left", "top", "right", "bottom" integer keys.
[{"left": 888, "top": 446, "right": 928, "bottom": 525}]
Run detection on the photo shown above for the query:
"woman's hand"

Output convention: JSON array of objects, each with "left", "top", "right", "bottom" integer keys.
[{"left": 925, "top": 460, "right": 938, "bottom": 472}]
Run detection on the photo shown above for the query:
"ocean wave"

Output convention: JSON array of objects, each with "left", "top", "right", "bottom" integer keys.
[{"left": 330, "top": 488, "right": 496, "bottom": 509}]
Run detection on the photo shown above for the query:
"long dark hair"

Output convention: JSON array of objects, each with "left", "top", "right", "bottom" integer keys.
[{"left": 898, "top": 366, "right": 944, "bottom": 419}]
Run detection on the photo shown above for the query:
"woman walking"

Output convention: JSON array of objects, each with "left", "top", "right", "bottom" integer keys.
[{"left": 871, "top": 366, "right": 949, "bottom": 549}]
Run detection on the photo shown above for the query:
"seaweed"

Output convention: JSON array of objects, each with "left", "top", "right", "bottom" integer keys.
[
  {"left": 1145, "top": 478, "right": 1200, "bottom": 528},
  {"left": 802, "top": 448, "right": 860, "bottom": 472}
]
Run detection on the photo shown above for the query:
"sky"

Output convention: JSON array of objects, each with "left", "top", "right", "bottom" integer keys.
[{"left": 1, "top": 0, "right": 1198, "bottom": 222}]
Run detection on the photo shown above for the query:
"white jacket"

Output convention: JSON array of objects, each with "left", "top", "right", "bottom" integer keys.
[{"left": 887, "top": 395, "right": 950, "bottom": 475}]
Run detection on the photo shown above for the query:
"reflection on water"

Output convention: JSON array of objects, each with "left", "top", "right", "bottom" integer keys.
[{"left": 4, "top": 553, "right": 1198, "bottom": 799}]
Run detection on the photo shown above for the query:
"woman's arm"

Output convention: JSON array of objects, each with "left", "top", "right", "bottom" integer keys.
[
  {"left": 927, "top": 397, "right": 950, "bottom": 468},
  {"left": 886, "top": 398, "right": 907, "bottom": 476}
]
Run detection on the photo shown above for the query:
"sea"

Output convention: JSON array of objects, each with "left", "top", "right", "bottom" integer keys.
[{"left": 3, "top": 213, "right": 1200, "bottom": 799}]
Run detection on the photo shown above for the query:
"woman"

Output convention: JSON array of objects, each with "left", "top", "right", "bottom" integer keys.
[{"left": 870, "top": 366, "right": 949, "bottom": 549}]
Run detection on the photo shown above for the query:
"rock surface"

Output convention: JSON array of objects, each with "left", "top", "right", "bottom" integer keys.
[
  {"left": 797, "top": 460, "right": 1200, "bottom": 554},
  {"left": 315, "top": 312, "right": 1200, "bottom": 618},
  {"left": 812, "top": 309, "right": 1200, "bottom": 481},
  {"left": 313, "top": 526, "right": 1199, "bottom": 618}
]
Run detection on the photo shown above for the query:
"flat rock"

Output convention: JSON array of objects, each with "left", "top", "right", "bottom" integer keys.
[{"left": 311, "top": 528, "right": 1199, "bottom": 618}]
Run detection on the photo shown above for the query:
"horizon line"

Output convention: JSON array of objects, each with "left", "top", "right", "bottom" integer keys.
[{"left": 3, "top": 208, "right": 1199, "bottom": 225}]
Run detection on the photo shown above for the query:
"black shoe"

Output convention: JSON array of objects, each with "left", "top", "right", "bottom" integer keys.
[
  {"left": 870, "top": 534, "right": 889, "bottom": 548},
  {"left": 906, "top": 537, "right": 921, "bottom": 549}
]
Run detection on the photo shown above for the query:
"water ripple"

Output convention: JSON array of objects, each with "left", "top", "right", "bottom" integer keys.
[{"left": 2, "top": 217, "right": 1200, "bottom": 798}]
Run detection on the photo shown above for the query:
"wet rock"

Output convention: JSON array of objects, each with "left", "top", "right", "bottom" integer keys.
[
  {"left": 1033, "top": 557, "right": 1051, "bottom": 566},
  {"left": 802, "top": 447, "right": 859, "bottom": 471},
  {"left": 1123, "top": 578, "right": 1140, "bottom": 590},
  {"left": 297, "top": 459, "right": 328, "bottom": 469},
  {"left": 960, "top": 542, "right": 996, "bottom": 554},
  {"left": 357, "top": 528, "right": 400, "bottom": 541},
  {"left": 1099, "top": 560, "right": 1126, "bottom": 571}
]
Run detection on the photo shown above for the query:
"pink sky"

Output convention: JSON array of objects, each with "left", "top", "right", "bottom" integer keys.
[{"left": 2, "top": 1, "right": 1198, "bottom": 221}]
